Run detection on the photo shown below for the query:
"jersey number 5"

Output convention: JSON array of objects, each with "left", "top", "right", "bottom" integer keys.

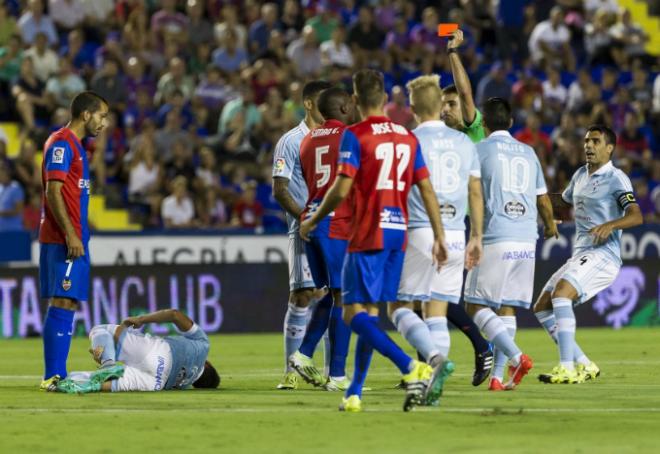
[
  {"left": 315, "top": 145, "right": 331, "bottom": 188},
  {"left": 375, "top": 142, "right": 411, "bottom": 191}
]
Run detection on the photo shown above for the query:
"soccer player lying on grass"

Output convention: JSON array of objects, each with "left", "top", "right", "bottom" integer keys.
[{"left": 54, "top": 309, "right": 220, "bottom": 393}]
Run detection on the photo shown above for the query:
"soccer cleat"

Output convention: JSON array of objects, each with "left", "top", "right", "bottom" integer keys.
[
  {"left": 538, "top": 365, "right": 583, "bottom": 384},
  {"left": 276, "top": 372, "right": 298, "bottom": 390},
  {"left": 324, "top": 376, "right": 351, "bottom": 391},
  {"left": 339, "top": 395, "right": 362, "bottom": 412},
  {"left": 402, "top": 360, "right": 433, "bottom": 412},
  {"left": 425, "top": 359, "right": 455, "bottom": 406},
  {"left": 91, "top": 363, "right": 125, "bottom": 383},
  {"left": 576, "top": 362, "right": 600, "bottom": 381},
  {"left": 288, "top": 351, "right": 325, "bottom": 387},
  {"left": 472, "top": 349, "right": 494, "bottom": 386},
  {"left": 505, "top": 354, "right": 533, "bottom": 389},
  {"left": 488, "top": 377, "right": 506, "bottom": 391},
  {"left": 40, "top": 375, "right": 61, "bottom": 392},
  {"left": 56, "top": 377, "right": 102, "bottom": 394}
]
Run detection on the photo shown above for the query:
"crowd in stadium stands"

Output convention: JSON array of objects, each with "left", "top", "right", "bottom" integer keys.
[{"left": 0, "top": 0, "right": 658, "bottom": 234}]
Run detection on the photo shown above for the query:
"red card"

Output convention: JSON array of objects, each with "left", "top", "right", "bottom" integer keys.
[{"left": 437, "top": 23, "right": 459, "bottom": 37}]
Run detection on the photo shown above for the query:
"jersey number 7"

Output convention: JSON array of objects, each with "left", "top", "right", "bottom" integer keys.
[{"left": 375, "top": 142, "right": 411, "bottom": 191}]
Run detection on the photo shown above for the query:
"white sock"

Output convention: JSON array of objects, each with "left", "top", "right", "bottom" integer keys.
[
  {"left": 473, "top": 308, "right": 522, "bottom": 366},
  {"left": 425, "top": 316, "right": 450, "bottom": 358}
]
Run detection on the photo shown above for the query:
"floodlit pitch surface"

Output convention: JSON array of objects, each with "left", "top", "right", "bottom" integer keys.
[{"left": 1, "top": 328, "right": 659, "bottom": 453}]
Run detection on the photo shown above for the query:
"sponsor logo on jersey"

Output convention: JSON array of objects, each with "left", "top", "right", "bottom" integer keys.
[
  {"left": 504, "top": 201, "right": 526, "bottom": 218},
  {"left": 52, "top": 147, "right": 65, "bottom": 164},
  {"left": 501, "top": 250, "right": 535, "bottom": 260},
  {"left": 78, "top": 179, "right": 91, "bottom": 195},
  {"left": 380, "top": 207, "right": 407, "bottom": 230},
  {"left": 154, "top": 355, "right": 165, "bottom": 390},
  {"left": 273, "top": 158, "right": 286, "bottom": 175},
  {"left": 440, "top": 204, "right": 457, "bottom": 220}
]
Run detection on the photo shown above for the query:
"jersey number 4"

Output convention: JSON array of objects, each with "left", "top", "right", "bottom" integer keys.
[{"left": 375, "top": 142, "right": 411, "bottom": 191}]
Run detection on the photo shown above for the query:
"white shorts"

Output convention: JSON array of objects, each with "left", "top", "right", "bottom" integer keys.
[
  {"left": 288, "top": 234, "right": 315, "bottom": 291},
  {"left": 113, "top": 326, "right": 173, "bottom": 392},
  {"left": 464, "top": 241, "right": 536, "bottom": 310},
  {"left": 398, "top": 228, "right": 465, "bottom": 304},
  {"left": 542, "top": 248, "right": 621, "bottom": 305}
]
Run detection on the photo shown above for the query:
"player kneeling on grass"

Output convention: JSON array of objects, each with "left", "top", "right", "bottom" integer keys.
[{"left": 55, "top": 309, "right": 220, "bottom": 393}]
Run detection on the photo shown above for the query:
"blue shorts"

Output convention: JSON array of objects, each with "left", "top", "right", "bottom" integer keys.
[
  {"left": 39, "top": 243, "right": 90, "bottom": 302},
  {"left": 342, "top": 249, "right": 405, "bottom": 304},
  {"left": 305, "top": 235, "right": 348, "bottom": 290}
]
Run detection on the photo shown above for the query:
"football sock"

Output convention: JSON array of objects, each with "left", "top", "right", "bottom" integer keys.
[
  {"left": 536, "top": 309, "right": 589, "bottom": 365},
  {"left": 425, "top": 316, "right": 450, "bottom": 358},
  {"left": 328, "top": 306, "right": 351, "bottom": 378},
  {"left": 299, "top": 293, "right": 333, "bottom": 358},
  {"left": 345, "top": 325, "right": 374, "bottom": 398},
  {"left": 413, "top": 308, "right": 426, "bottom": 361},
  {"left": 492, "top": 316, "right": 517, "bottom": 381},
  {"left": 42, "top": 306, "right": 75, "bottom": 379},
  {"left": 323, "top": 331, "right": 331, "bottom": 377},
  {"left": 283, "top": 303, "right": 308, "bottom": 373},
  {"left": 473, "top": 308, "right": 521, "bottom": 366},
  {"left": 89, "top": 325, "right": 117, "bottom": 366},
  {"left": 350, "top": 312, "right": 413, "bottom": 375},
  {"left": 391, "top": 307, "right": 441, "bottom": 362},
  {"left": 447, "top": 303, "right": 490, "bottom": 354},
  {"left": 552, "top": 297, "right": 576, "bottom": 370}
]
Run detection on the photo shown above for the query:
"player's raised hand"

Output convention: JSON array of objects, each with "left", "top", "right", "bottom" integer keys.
[
  {"left": 65, "top": 232, "right": 85, "bottom": 259},
  {"left": 448, "top": 29, "right": 464, "bottom": 49},
  {"left": 464, "top": 237, "right": 482, "bottom": 271},
  {"left": 432, "top": 238, "right": 448, "bottom": 271},
  {"left": 589, "top": 222, "right": 614, "bottom": 244},
  {"left": 122, "top": 316, "right": 144, "bottom": 329},
  {"left": 544, "top": 220, "right": 561, "bottom": 239},
  {"left": 299, "top": 219, "right": 316, "bottom": 242}
]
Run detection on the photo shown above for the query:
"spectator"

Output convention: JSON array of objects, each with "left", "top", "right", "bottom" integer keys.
[
  {"left": 12, "top": 56, "right": 52, "bottom": 132},
  {"left": 347, "top": 6, "right": 386, "bottom": 69},
  {"left": 528, "top": 6, "right": 575, "bottom": 71},
  {"left": 475, "top": 61, "right": 512, "bottom": 107},
  {"left": 45, "top": 58, "right": 86, "bottom": 109},
  {"left": 13, "top": 138, "right": 40, "bottom": 194},
  {"left": 161, "top": 175, "right": 196, "bottom": 229},
  {"left": 95, "top": 111, "right": 127, "bottom": 184},
  {"left": 194, "top": 65, "right": 235, "bottom": 114},
  {"left": 628, "top": 64, "right": 652, "bottom": 113},
  {"left": 199, "top": 186, "right": 229, "bottom": 228},
  {"left": 17, "top": 0, "right": 57, "bottom": 46},
  {"left": 375, "top": 0, "right": 397, "bottom": 31},
  {"left": 164, "top": 139, "right": 196, "bottom": 183},
  {"left": 541, "top": 65, "right": 567, "bottom": 123},
  {"left": 567, "top": 68, "right": 592, "bottom": 111},
  {"left": 258, "top": 87, "right": 293, "bottom": 149},
  {"left": 214, "top": 4, "right": 247, "bottom": 50},
  {"left": 0, "top": 163, "right": 25, "bottom": 231},
  {"left": 256, "top": 163, "right": 285, "bottom": 230},
  {"left": 124, "top": 56, "right": 155, "bottom": 104},
  {"left": 81, "top": 0, "right": 114, "bottom": 26},
  {"left": 231, "top": 181, "right": 263, "bottom": 229},
  {"left": 653, "top": 73, "right": 660, "bottom": 115},
  {"left": 512, "top": 67, "right": 543, "bottom": 114},
  {"left": 156, "top": 89, "right": 193, "bottom": 129},
  {"left": 306, "top": 4, "right": 339, "bottom": 44},
  {"left": 409, "top": 7, "right": 444, "bottom": 59},
  {"left": 0, "top": 4, "right": 18, "bottom": 48},
  {"left": 127, "top": 138, "right": 162, "bottom": 227},
  {"left": 23, "top": 32, "right": 58, "bottom": 83},
  {"left": 185, "top": 0, "right": 213, "bottom": 50},
  {"left": 286, "top": 25, "right": 322, "bottom": 78},
  {"left": 283, "top": 80, "right": 304, "bottom": 125},
  {"left": 514, "top": 113, "right": 552, "bottom": 158},
  {"left": 583, "top": 0, "right": 620, "bottom": 19},
  {"left": 155, "top": 111, "right": 190, "bottom": 160},
  {"left": 248, "top": 2, "right": 280, "bottom": 57},
  {"left": 23, "top": 190, "right": 41, "bottom": 233},
  {"left": 90, "top": 58, "right": 128, "bottom": 110},
  {"left": 617, "top": 111, "right": 652, "bottom": 167},
  {"left": 385, "top": 16, "right": 413, "bottom": 67},
  {"left": 610, "top": 9, "right": 650, "bottom": 64},
  {"left": 49, "top": 0, "right": 85, "bottom": 31},
  {"left": 61, "top": 29, "right": 95, "bottom": 76},
  {"left": 218, "top": 84, "right": 261, "bottom": 137},
  {"left": 599, "top": 66, "right": 618, "bottom": 102},
  {"left": 384, "top": 86, "right": 415, "bottom": 129},
  {"left": 150, "top": 0, "right": 188, "bottom": 47},
  {"left": 195, "top": 146, "right": 220, "bottom": 189},
  {"left": 0, "top": 34, "right": 23, "bottom": 85},
  {"left": 280, "top": 0, "right": 304, "bottom": 44},
  {"left": 155, "top": 57, "right": 195, "bottom": 105},
  {"left": 212, "top": 28, "right": 248, "bottom": 74},
  {"left": 124, "top": 86, "right": 156, "bottom": 136},
  {"left": 496, "top": 0, "right": 531, "bottom": 61},
  {"left": 584, "top": 9, "right": 621, "bottom": 67},
  {"left": 320, "top": 25, "right": 353, "bottom": 69}
]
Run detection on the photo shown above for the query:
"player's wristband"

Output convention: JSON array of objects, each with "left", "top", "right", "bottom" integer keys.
[{"left": 448, "top": 48, "right": 458, "bottom": 54}]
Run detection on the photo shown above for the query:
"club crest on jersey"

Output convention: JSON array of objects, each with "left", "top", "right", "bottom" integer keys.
[
  {"left": 52, "top": 147, "right": 65, "bottom": 164},
  {"left": 62, "top": 278, "right": 72, "bottom": 291},
  {"left": 274, "top": 158, "right": 286, "bottom": 175},
  {"left": 504, "top": 201, "right": 526, "bottom": 218}
]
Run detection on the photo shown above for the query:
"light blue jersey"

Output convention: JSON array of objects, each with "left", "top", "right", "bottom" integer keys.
[
  {"left": 164, "top": 324, "right": 210, "bottom": 390},
  {"left": 272, "top": 120, "right": 311, "bottom": 234},
  {"left": 408, "top": 121, "right": 480, "bottom": 231},
  {"left": 477, "top": 130, "right": 547, "bottom": 244},
  {"left": 562, "top": 161, "right": 634, "bottom": 265}
]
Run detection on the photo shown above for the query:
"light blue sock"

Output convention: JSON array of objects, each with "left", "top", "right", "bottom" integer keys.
[
  {"left": 474, "top": 308, "right": 522, "bottom": 364},
  {"left": 391, "top": 307, "right": 441, "bottom": 362},
  {"left": 89, "top": 325, "right": 117, "bottom": 366},
  {"left": 283, "top": 303, "right": 308, "bottom": 373},
  {"left": 552, "top": 297, "right": 576, "bottom": 370},
  {"left": 425, "top": 316, "right": 450, "bottom": 358},
  {"left": 537, "top": 308, "right": 588, "bottom": 365},
  {"left": 492, "top": 316, "right": 516, "bottom": 380}
]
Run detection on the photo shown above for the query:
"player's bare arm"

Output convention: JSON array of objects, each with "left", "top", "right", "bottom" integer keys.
[
  {"left": 466, "top": 176, "right": 483, "bottom": 270},
  {"left": 447, "top": 30, "right": 477, "bottom": 126},
  {"left": 537, "top": 193, "right": 559, "bottom": 239},
  {"left": 590, "top": 203, "right": 643, "bottom": 244},
  {"left": 300, "top": 175, "right": 353, "bottom": 241},
  {"left": 272, "top": 177, "right": 304, "bottom": 219},
  {"left": 45, "top": 180, "right": 84, "bottom": 259},
  {"left": 416, "top": 177, "right": 448, "bottom": 268},
  {"left": 549, "top": 192, "right": 572, "bottom": 217},
  {"left": 122, "top": 309, "right": 194, "bottom": 332}
]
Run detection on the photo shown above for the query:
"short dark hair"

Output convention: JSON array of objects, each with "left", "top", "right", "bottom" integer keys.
[
  {"left": 442, "top": 84, "right": 458, "bottom": 96},
  {"left": 352, "top": 69, "right": 384, "bottom": 109},
  {"left": 302, "top": 80, "right": 332, "bottom": 101},
  {"left": 70, "top": 91, "right": 108, "bottom": 119},
  {"left": 317, "top": 86, "right": 350, "bottom": 120},
  {"left": 586, "top": 124, "right": 617, "bottom": 146},
  {"left": 482, "top": 97, "right": 512, "bottom": 131},
  {"left": 192, "top": 361, "right": 220, "bottom": 389}
]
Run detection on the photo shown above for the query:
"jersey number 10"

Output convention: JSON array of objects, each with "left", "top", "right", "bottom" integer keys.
[
  {"left": 375, "top": 142, "right": 411, "bottom": 191},
  {"left": 498, "top": 154, "right": 531, "bottom": 194}
]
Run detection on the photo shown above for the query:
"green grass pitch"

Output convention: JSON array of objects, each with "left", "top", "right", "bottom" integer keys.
[{"left": 1, "top": 327, "right": 659, "bottom": 453}]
